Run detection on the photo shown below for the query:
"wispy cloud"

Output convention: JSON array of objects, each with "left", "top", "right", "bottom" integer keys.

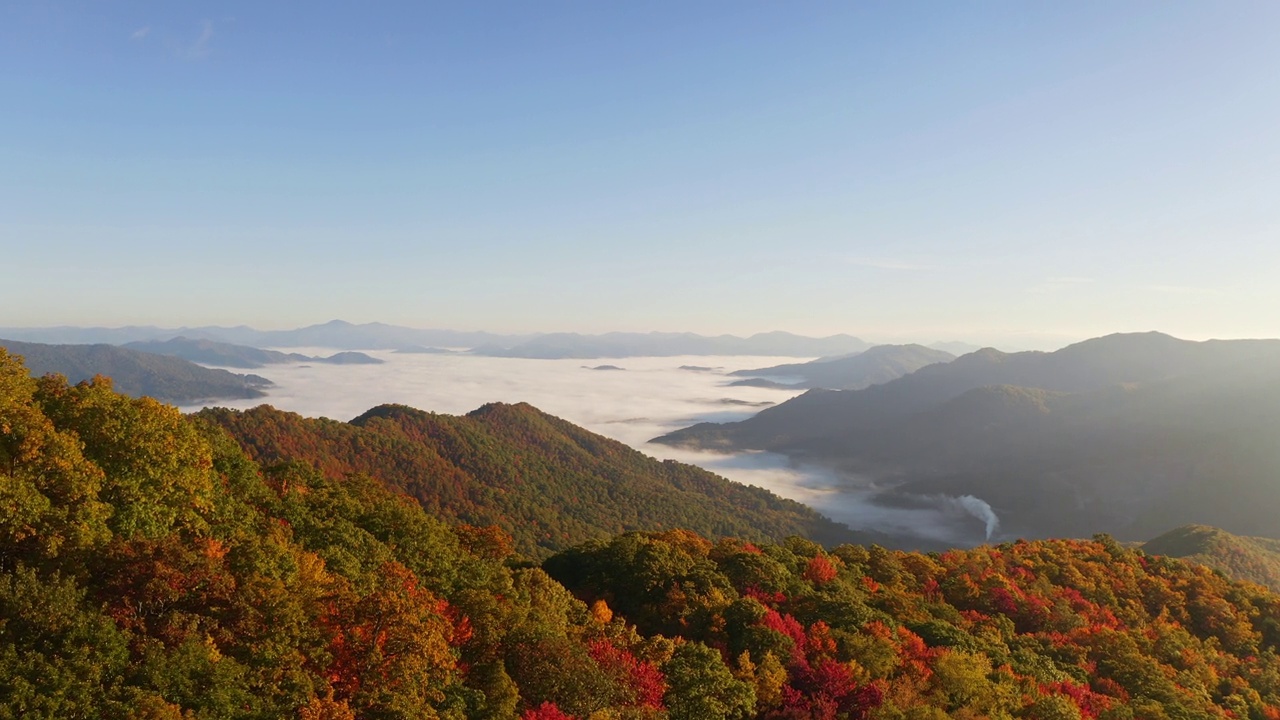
[
  {"left": 167, "top": 19, "right": 214, "bottom": 60},
  {"left": 131, "top": 26, "right": 150, "bottom": 41},
  {"left": 188, "top": 19, "right": 214, "bottom": 59}
]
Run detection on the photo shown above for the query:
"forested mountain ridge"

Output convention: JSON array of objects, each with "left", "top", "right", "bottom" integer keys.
[
  {"left": 657, "top": 333, "right": 1280, "bottom": 543},
  {"left": 728, "top": 344, "right": 956, "bottom": 390},
  {"left": 7, "top": 349, "right": 1280, "bottom": 718},
  {"left": 198, "top": 401, "right": 863, "bottom": 558},
  {"left": 0, "top": 338, "right": 271, "bottom": 403}
]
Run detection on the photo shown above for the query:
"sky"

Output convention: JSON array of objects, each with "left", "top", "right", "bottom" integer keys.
[{"left": 3, "top": 1, "right": 1279, "bottom": 348}]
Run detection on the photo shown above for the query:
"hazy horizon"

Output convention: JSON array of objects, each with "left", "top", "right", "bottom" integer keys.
[{"left": 4, "top": 318, "right": 1278, "bottom": 355}]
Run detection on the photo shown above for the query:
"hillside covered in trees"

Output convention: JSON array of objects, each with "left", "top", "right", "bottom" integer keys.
[
  {"left": 1143, "top": 525, "right": 1280, "bottom": 592},
  {"left": 8, "top": 349, "right": 1280, "bottom": 719},
  {"left": 546, "top": 529, "right": 1280, "bottom": 720},
  {"left": 198, "top": 402, "right": 862, "bottom": 558}
]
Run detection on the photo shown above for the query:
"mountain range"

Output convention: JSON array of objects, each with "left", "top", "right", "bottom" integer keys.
[
  {"left": 123, "top": 337, "right": 383, "bottom": 368},
  {"left": 2, "top": 320, "right": 885, "bottom": 358},
  {"left": 656, "top": 332, "right": 1280, "bottom": 543}
]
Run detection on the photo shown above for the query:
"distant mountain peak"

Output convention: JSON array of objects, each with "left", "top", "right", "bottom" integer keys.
[
  {"left": 951, "top": 347, "right": 1012, "bottom": 364},
  {"left": 859, "top": 343, "right": 936, "bottom": 357}
]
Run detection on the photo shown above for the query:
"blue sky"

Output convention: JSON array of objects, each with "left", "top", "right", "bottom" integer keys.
[{"left": 3, "top": 2, "right": 1278, "bottom": 347}]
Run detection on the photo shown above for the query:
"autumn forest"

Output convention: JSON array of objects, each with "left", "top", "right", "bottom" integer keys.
[{"left": 4, "top": 347, "right": 1280, "bottom": 720}]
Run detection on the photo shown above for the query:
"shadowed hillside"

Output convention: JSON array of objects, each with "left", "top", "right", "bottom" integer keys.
[{"left": 657, "top": 333, "right": 1280, "bottom": 542}]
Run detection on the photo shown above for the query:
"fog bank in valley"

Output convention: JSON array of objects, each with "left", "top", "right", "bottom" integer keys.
[{"left": 183, "top": 351, "right": 997, "bottom": 546}]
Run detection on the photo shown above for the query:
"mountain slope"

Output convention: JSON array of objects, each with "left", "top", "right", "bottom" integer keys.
[
  {"left": 200, "top": 402, "right": 863, "bottom": 557},
  {"left": 729, "top": 344, "right": 955, "bottom": 390},
  {"left": 0, "top": 339, "right": 270, "bottom": 403},
  {"left": 1144, "top": 525, "right": 1280, "bottom": 591},
  {"left": 664, "top": 332, "right": 1280, "bottom": 452}
]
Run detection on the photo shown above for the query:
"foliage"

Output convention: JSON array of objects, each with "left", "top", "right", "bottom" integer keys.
[{"left": 546, "top": 531, "right": 1280, "bottom": 719}]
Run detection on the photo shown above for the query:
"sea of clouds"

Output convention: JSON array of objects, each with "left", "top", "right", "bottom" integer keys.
[{"left": 182, "top": 351, "right": 995, "bottom": 546}]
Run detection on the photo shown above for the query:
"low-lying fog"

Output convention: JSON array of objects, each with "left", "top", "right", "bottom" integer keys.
[{"left": 183, "top": 351, "right": 995, "bottom": 547}]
